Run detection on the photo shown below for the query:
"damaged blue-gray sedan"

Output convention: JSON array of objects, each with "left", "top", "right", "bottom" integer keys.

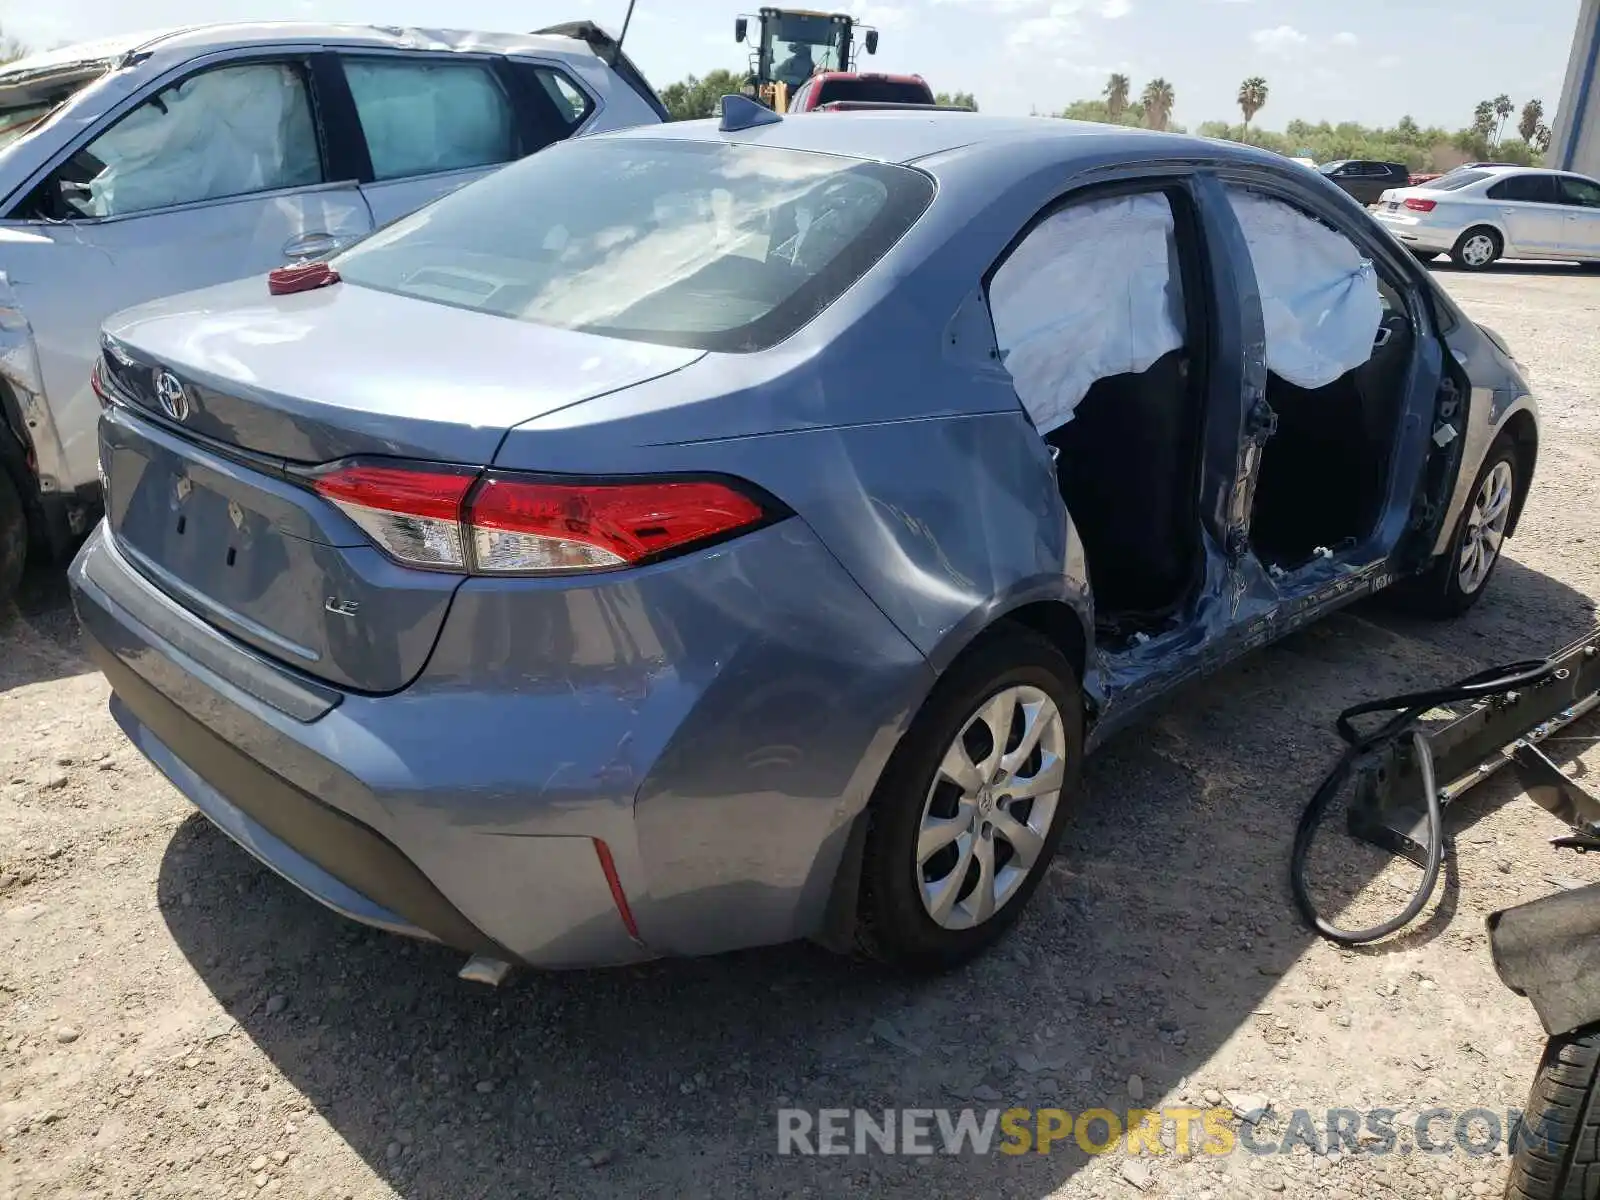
[{"left": 68, "top": 101, "right": 1539, "bottom": 978}]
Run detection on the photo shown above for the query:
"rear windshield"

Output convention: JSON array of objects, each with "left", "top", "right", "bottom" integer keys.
[
  {"left": 332, "top": 138, "right": 935, "bottom": 353},
  {"left": 815, "top": 78, "right": 931, "bottom": 106},
  {"left": 1427, "top": 169, "right": 1491, "bottom": 191}
]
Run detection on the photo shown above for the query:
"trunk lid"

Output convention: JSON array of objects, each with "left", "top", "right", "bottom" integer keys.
[{"left": 100, "top": 278, "right": 704, "bottom": 693}]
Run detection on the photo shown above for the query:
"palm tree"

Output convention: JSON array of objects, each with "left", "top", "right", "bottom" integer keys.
[
  {"left": 1237, "top": 76, "right": 1268, "bottom": 138},
  {"left": 1471, "top": 100, "right": 1495, "bottom": 137},
  {"left": 1518, "top": 99, "right": 1544, "bottom": 146},
  {"left": 1492, "top": 93, "right": 1514, "bottom": 147},
  {"left": 1141, "top": 78, "right": 1175, "bottom": 132},
  {"left": 1104, "top": 73, "right": 1131, "bottom": 123}
]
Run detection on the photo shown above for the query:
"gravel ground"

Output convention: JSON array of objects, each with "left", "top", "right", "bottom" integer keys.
[{"left": 3, "top": 262, "right": 1600, "bottom": 1200}]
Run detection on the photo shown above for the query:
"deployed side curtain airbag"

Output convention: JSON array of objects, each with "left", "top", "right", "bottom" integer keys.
[
  {"left": 83, "top": 64, "right": 320, "bottom": 217},
  {"left": 1226, "top": 188, "right": 1384, "bottom": 389},
  {"left": 344, "top": 60, "right": 515, "bottom": 181},
  {"left": 988, "top": 193, "right": 1186, "bottom": 436}
]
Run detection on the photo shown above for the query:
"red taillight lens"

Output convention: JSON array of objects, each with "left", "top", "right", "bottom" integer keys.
[
  {"left": 312, "top": 462, "right": 769, "bottom": 575},
  {"left": 313, "top": 463, "right": 478, "bottom": 569},
  {"left": 1403, "top": 197, "right": 1437, "bottom": 212},
  {"left": 467, "top": 477, "right": 767, "bottom": 574}
]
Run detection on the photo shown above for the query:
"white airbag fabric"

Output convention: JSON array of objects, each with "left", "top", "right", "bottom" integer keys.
[
  {"left": 1226, "top": 188, "right": 1384, "bottom": 389},
  {"left": 82, "top": 64, "right": 320, "bottom": 217},
  {"left": 344, "top": 60, "right": 514, "bottom": 181},
  {"left": 989, "top": 193, "right": 1184, "bottom": 436}
]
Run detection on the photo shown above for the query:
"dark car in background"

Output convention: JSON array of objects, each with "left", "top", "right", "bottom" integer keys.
[{"left": 1319, "top": 160, "right": 1411, "bottom": 205}]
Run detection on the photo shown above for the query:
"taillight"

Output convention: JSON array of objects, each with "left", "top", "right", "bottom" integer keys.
[
  {"left": 468, "top": 476, "right": 766, "bottom": 573},
  {"left": 90, "top": 358, "right": 111, "bottom": 406},
  {"left": 1403, "top": 197, "right": 1437, "bottom": 212},
  {"left": 313, "top": 463, "right": 478, "bottom": 569},
  {"left": 312, "top": 462, "right": 771, "bottom": 575}
]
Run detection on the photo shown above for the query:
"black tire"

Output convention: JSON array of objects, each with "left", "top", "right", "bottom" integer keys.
[
  {"left": 1451, "top": 225, "right": 1503, "bottom": 271},
  {"left": 854, "top": 625, "right": 1084, "bottom": 972},
  {"left": 0, "top": 466, "right": 27, "bottom": 604},
  {"left": 1506, "top": 1027, "right": 1600, "bottom": 1200},
  {"left": 1395, "top": 433, "right": 1519, "bottom": 619}
]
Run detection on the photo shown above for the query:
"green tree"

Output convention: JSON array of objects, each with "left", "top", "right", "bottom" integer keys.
[
  {"left": 659, "top": 69, "right": 746, "bottom": 121},
  {"left": 1103, "top": 73, "right": 1130, "bottom": 123},
  {"left": 1055, "top": 97, "right": 1145, "bottom": 127},
  {"left": 1518, "top": 98, "right": 1544, "bottom": 145},
  {"left": 934, "top": 91, "right": 979, "bottom": 111},
  {"left": 1492, "top": 93, "right": 1514, "bottom": 147},
  {"left": 1141, "top": 78, "right": 1175, "bottom": 131},
  {"left": 1237, "top": 76, "right": 1268, "bottom": 137},
  {"left": 1, "top": 23, "right": 28, "bottom": 64},
  {"left": 1471, "top": 100, "right": 1495, "bottom": 138}
]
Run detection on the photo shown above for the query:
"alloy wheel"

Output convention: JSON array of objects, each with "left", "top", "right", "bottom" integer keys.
[
  {"left": 1461, "top": 233, "right": 1496, "bottom": 267},
  {"left": 915, "top": 685, "right": 1067, "bottom": 930},
  {"left": 1458, "top": 459, "right": 1514, "bottom": 594}
]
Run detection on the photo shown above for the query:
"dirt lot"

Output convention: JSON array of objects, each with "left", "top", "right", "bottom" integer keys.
[{"left": 4, "top": 264, "right": 1600, "bottom": 1200}]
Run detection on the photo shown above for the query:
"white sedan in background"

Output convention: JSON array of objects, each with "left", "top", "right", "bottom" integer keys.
[
  {"left": 1371, "top": 164, "right": 1600, "bottom": 270},
  {"left": 0, "top": 20, "right": 665, "bottom": 598}
]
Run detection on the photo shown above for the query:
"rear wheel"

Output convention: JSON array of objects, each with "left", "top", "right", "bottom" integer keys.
[
  {"left": 855, "top": 626, "right": 1083, "bottom": 972},
  {"left": 1451, "top": 226, "right": 1503, "bottom": 270},
  {"left": 0, "top": 467, "right": 28, "bottom": 604},
  {"left": 1506, "top": 1027, "right": 1600, "bottom": 1200},
  {"left": 1396, "top": 434, "right": 1518, "bottom": 618}
]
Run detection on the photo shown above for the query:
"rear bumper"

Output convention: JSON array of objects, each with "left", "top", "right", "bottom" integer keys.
[
  {"left": 72, "top": 525, "right": 644, "bottom": 967},
  {"left": 1371, "top": 211, "right": 1460, "bottom": 252},
  {"left": 70, "top": 514, "right": 931, "bottom": 967}
]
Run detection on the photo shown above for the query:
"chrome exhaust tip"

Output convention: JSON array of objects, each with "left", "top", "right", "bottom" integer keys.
[{"left": 458, "top": 954, "right": 515, "bottom": 986}]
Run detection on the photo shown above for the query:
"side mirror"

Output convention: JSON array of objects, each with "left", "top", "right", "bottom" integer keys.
[
  {"left": 735, "top": 17, "right": 747, "bottom": 42},
  {"left": 864, "top": 29, "right": 879, "bottom": 54}
]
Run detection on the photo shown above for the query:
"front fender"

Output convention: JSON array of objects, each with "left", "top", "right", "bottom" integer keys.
[
  {"left": 0, "top": 270, "right": 65, "bottom": 489},
  {"left": 1488, "top": 881, "right": 1600, "bottom": 1037}
]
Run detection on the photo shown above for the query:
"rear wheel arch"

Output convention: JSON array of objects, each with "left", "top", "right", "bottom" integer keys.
[
  {"left": 813, "top": 602, "right": 1092, "bottom": 957},
  {"left": 994, "top": 600, "right": 1089, "bottom": 686}
]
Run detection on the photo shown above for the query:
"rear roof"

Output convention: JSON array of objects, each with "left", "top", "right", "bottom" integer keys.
[{"left": 600, "top": 109, "right": 1201, "bottom": 167}]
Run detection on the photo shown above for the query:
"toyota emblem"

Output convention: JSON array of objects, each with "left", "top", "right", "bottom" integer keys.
[{"left": 153, "top": 370, "right": 190, "bottom": 422}]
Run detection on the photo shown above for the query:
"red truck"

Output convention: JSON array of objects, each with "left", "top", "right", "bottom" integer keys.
[{"left": 784, "top": 71, "right": 963, "bottom": 112}]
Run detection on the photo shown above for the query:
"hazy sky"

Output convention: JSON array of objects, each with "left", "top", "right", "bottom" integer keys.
[{"left": 0, "top": 0, "right": 1581, "bottom": 132}]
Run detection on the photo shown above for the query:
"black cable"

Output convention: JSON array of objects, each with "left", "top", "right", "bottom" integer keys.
[{"left": 1291, "top": 657, "right": 1560, "bottom": 945}]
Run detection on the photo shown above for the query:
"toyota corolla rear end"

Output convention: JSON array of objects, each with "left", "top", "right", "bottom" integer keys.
[{"left": 67, "top": 133, "right": 938, "bottom": 974}]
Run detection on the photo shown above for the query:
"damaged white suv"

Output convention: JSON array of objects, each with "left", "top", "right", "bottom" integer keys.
[{"left": 0, "top": 20, "right": 666, "bottom": 597}]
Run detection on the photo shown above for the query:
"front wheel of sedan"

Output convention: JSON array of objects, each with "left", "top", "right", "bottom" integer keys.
[
  {"left": 855, "top": 627, "right": 1083, "bottom": 972},
  {"left": 1395, "top": 435, "right": 1519, "bottom": 618}
]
